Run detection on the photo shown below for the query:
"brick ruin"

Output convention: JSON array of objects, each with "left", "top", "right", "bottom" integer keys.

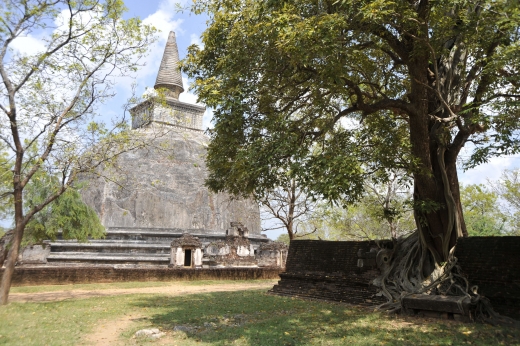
[
  {"left": 270, "top": 240, "right": 386, "bottom": 307},
  {"left": 270, "top": 237, "right": 520, "bottom": 319},
  {"left": 1, "top": 267, "right": 282, "bottom": 286},
  {"left": 168, "top": 223, "right": 288, "bottom": 269}
]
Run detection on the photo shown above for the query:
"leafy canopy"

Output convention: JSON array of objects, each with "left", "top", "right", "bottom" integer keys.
[
  {"left": 183, "top": 0, "right": 520, "bottom": 205},
  {"left": 460, "top": 184, "right": 508, "bottom": 236}
]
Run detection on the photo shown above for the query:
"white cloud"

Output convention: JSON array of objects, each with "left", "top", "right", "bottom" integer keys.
[
  {"left": 10, "top": 35, "right": 46, "bottom": 56},
  {"left": 190, "top": 33, "right": 203, "bottom": 48},
  {"left": 178, "top": 77, "right": 200, "bottom": 101},
  {"left": 202, "top": 109, "right": 214, "bottom": 131},
  {"left": 459, "top": 155, "right": 520, "bottom": 185}
]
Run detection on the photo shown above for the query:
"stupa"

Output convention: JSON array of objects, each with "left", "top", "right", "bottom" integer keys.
[{"left": 33, "top": 32, "right": 270, "bottom": 267}]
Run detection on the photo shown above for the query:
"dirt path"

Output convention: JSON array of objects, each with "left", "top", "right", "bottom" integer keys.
[
  {"left": 82, "top": 313, "right": 142, "bottom": 346},
  {"left": 9, "top": 281, "right": 277, "bottom": 303}
]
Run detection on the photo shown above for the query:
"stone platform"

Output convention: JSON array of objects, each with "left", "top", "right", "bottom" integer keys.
[
  {"left": 1, "top": 266, "right": 282, "bottom": 286},
  {"left": 36, "top": 227, "right": 269, "bottom": 267},
  {"left": 401, "top": 294, "right": 475, "bottom": 321},
  {"left": 270, "top": 272, "right": 385, "bottom": 307}
]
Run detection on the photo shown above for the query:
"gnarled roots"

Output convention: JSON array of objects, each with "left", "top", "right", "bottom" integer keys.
[{"left": 372, "top": 231, "right": 519, "bottom": 326}]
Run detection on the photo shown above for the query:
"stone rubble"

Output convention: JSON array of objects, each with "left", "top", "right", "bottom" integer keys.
[{"left": 134, "top": 328, "right": 165, "bottom": 340}]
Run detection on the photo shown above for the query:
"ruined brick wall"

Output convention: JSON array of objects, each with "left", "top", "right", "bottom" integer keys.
[
  {"left": 272, "top": 237, "right": 520, "bottom": 318},
  {"left": 454, "top": 236, "right": 520, "bottom": 318},
  {"left": 1, "top": 267, "right": 282, "bottom": 286},
  {"left": 270, "top": 240, "right": 384, "bottom": 306},
  {"left": 285, "top": 239, "right": 379, "bottom": 275}
]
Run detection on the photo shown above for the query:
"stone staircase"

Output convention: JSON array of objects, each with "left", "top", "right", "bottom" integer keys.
[
  {"left": 43, "top": 227, "right": 269, "bottom": 266},
  {"left": 46, "top": 240, "right": 171, "bottom": 265},
  {"left": 45, "top": 228, "right": 181, "bottom": 266}
]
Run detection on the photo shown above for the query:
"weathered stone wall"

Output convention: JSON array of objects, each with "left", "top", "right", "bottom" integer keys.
[
  {"left": 79, "top": 129, "right": 261, "bottom": 235},
  {"left": 204, "top": 236, "right": 257, "bottom": 267},
  {"left": 454, "top": 236, "right": 520, "bottom": 319},
  {"left": 19, "top": 245, "right": 50, "bottom": 264},
  {"left": 1, "top": 267, "right": 281, "bottom": 286}
]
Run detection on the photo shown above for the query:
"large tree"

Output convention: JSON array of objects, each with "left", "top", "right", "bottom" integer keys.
[
  {"left": 183, "top": 0, "right": 520, "bottom": 306},
  {"left": 0, "top": 0, "right": 156, "bottom": 304}
]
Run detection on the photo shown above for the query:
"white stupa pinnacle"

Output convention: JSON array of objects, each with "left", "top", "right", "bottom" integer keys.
[
  {"left": 154, "top": 31, "right": 184, "bottom": 99},
  {"left": 131, "top": 30, "right": 204, "bottom": 131}
]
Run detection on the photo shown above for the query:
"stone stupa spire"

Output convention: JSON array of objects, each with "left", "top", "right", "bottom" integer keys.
[{"left": 154, "top": 31, "right": 184, "bottom": 100}]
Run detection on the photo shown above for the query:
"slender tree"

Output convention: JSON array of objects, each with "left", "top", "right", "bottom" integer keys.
[
  {"left": 183, "top": 0, "right": 520, "bottom": 309},
  {"left": 0, "top": 0, "right": 157, "bottom": 304},
  {"left": 492, "top": 169, "right": 520, "bottom": 235},
  {"left": 0, "top": 144, "right": 106, "bottom": 267},
  {"left": 260, "top": 178, "right": 318, "bottom": 240},
  {"left": 297, "top": 172, "right": 415, "bottom": 241}
]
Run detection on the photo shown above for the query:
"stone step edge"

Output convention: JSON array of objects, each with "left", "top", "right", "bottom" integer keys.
[
  {"left": 268, "top": 290, "right": 382, "bottom": 306},
  {"left": 106, "top": 232, "right": 269, "bottom": 241},
  {"left": 48, "top": 242, "right": 171, "bottom": 248},
  {"left": 47, "top": 253, "right": 169, "bottom": 260}
]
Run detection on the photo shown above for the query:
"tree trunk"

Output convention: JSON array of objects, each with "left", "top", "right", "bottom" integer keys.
[
  {"left": 287, "top": 222, "right": 294, "bottom": 240},
  {"left": 414, "top": 152, "right": 464, "bottom": 263},
  {"left": 409, "top": 92, "right": 466, "bottom": 264},
  {"left": 0, "top": 230, "right": 13, "bottom": 268},
  {"left": 0, "top": 181, "right": 25, "bottom": 305},
  {"left": 0, "top": 224, "right": 23, "bottom": 305}
]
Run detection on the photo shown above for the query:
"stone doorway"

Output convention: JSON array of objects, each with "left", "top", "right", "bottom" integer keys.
[
  {"left": 184, "top": 249, "right": 192, "bottom": 267},
  {"left": 170, "top": 233, "right": 203, "bottom": 268}
]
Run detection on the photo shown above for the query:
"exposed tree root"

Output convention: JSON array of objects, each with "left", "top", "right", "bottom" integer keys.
[{"left": 372, "top": 231, "right": 520, "bottom": 327}]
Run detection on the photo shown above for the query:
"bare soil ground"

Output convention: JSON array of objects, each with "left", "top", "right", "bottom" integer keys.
[{"left": 9, "top": 281, "right": 277, "bottom": 303}]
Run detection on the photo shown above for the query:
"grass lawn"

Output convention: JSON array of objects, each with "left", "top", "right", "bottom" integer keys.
[{"left": 0, "top": 281, "right": 518, "bottom": 345}]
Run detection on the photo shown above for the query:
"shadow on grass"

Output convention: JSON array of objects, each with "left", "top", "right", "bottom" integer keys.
[{"left": 130, "top": 290, "right": 519, "bottom": 346}]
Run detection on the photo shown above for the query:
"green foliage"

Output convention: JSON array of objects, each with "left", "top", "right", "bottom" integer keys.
[
  {"left": 460, "top": 184, "right": 508, "bottom": 236},
  {"left": 183, "top": 0, "right": 520, "bottom": 253},
  {"left": 23, "top": 184, "right": 105, "bottom": 245},
  {"left": 300, "top": 179, "right": 415, "bottom": 241},
  {"left": 275, "top": 233, "right": 290, "bottom": 245},
  {"left": 493, "top": 169, "right": 520, "bottom": 235},
  {"left": 1, "top": 143, "right": 104, "bottom": 244},
  {"left": 0, "top": 148, "right": 11, "bottom": 218}
]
